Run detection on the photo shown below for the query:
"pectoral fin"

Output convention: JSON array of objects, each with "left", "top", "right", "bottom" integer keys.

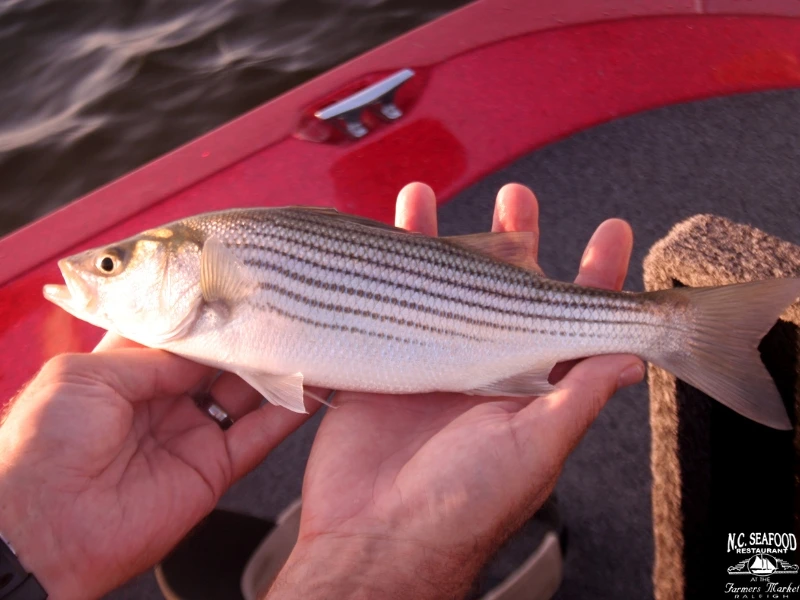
[
  {"left": 237, "top": 371, "right": 308, "bottom": 414},
  {"left": 200, "top": 236, "right": 256, "bottom": 304},
  {"left": 466, "top": 363, "right": 556, "bottom": 397},
  {"left": 442, "top": 232, "right": 539, "bottom": 272}
]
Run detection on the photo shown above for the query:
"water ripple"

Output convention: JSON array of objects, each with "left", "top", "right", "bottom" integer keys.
[{"left": 0, "top": 0, "right": 466, "bottom": 236}]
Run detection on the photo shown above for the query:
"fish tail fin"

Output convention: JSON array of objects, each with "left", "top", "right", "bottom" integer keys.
[{"left": 650, "top": 278, "right": 800, "bottom": 430}]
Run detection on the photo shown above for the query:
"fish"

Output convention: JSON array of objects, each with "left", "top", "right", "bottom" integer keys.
[{"left": 43, "top": 206, "right": 800, "bottom": 430}]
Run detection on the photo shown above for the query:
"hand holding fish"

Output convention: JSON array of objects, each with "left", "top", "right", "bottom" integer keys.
[
  {"left": 0, "top": 335, "right": 319, "bottom": 600},
  {"left": 265, "top": 183, "right": 646, "bottom": 600}
]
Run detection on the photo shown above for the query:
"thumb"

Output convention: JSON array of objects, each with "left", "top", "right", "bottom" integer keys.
[
  {"left": 224, "top": 398, "right": 323, "bottom": 481},
  {"left": 92, "top": 331, "right": 142, "bottom": 352},
  {"left": 512, "top": 354, "right": 643, "bottom": 464}
]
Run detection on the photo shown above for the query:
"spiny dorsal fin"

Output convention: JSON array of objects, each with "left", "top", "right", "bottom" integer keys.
[
  {"left": 289, "top": 206, "right": 412, "bottom": 234},
  {"left": 442, "top": 231, "right": 539, "bottom": 272},
  {"left": 200, "top": 236, "right": 256, "bottom": 304}
]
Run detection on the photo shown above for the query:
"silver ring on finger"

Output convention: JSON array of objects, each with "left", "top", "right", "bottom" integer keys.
[{"left": 194, "top": 392, "right": 234, "bottom": 431}]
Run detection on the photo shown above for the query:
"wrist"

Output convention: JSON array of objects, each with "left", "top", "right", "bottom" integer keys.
[
  {"left": 0, "top": 511, "right": 70, "bottom": 600},
  {"left": 0, "top": 473, "right": 84, "bottom": 600},
  {"left": 265, "top": 534, "right": 480, "bottom": 600},
  {"left": 0, "top": 531, "right": 48, "bottom": 599}
]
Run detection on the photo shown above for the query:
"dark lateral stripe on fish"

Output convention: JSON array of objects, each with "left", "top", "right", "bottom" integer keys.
[
  {"left": 251, "top": 284, "right": 617, "bottom": 343},
  {"left": 234, "top": 219, "right": 554, "bottom": 298},
  {"left": 272, "top": 211, "right": 532, "bottom": 280},
  {"left": 249, "top": 216, "right": 648, "bottom": 313},
  {"left": 252, "top": 265, "right": 616, "bottom": 338},
  {"left": 240, "top": 245, "right": 655, "bottom": 330},
  {"left": 254, "top": 279, "right": 486, "bottom": 341},
  {"left": 250, "top": 298, "right": 423, "bottom": 346},
  {"left": 236, "top": 218, "right": 592, "bottom": 305},
  {"left": 235, "top": 229, "right": 645, "bottom": 317},
  {"left": 267, "top": 212, "right": 648, "bottom": 305},
  {"left": 255, "top": 279, "right": 607, "bottom": 340},
  {"left": 235, "top": 234, "right": 545, "bottom": 309}
]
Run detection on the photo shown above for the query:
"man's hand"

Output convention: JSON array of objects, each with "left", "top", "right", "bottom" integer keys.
[
  {"left": 267, "top": 183, "right": 644, "bottom": 600},
  {"left": 0, "top": 337, "right": 316, "bottom": 600}
]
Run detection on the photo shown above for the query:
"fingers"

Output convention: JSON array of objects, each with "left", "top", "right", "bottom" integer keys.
[
  {"left": 491, "top": 183, "right": 542, "bottom": 275},
  {"left": 93, "top": 331, "right": 142, "bottom": 352},
  {"left": 207, "top": 369, "right": 330, "bottom": 422},
  {"left": 224, "top": 400, "right": 321, "bottom": 481},
  {"left": 513, "top": 355, "right": 644, "bottom": 465},
  {"left": 205, "top": 371, "right": 262, "bottom": 421},
  {"left": 492, "top": 184, "right": 539, "bottom": 259},
  {"left": 549, "top": 219, "right": 639, "bottom": 383},
  {"left": 93, "top": 334, "right": 272, "bottom": 427},
  {"left": 395, "top": 182, "right": 540, "bottom": 244},
  {"left": 575, "top": 218, "right": 633, "bottom": 290},
  {"left": 513, "top": 215, "right": 645, "bottom": 464},
  {"left": 395, "top": 183, "right": 437, "bottom": 235},
  {"left": 56, "top": 348, "right": 318, "bottom": 481},
  {"left": 557, "top": 355, "right": 643, "bottom": 450}
]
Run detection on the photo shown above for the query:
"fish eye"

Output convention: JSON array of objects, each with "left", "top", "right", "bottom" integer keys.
[
  {"left": 98, "top": 256, "right": 115, "bottom": 272},
  {"left": 95, "top": 248, "right": 124, "bottom": 275}
]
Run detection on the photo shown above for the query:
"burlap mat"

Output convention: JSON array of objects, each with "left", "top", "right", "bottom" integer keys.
[{"left": 644, "top": 214, "right": 800, "bottom": 600}]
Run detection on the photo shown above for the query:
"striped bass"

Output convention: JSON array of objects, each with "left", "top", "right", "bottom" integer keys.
[{"left": 43, "top": 207, "right": 799, "bottom": 430}]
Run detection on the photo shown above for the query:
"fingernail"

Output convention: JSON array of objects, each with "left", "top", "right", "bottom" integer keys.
[
  {"left": 618, "top": 363, "right": 645, "bottom": 388},
  {"left": 580, "top": 243, "right": 597, "bottom": 270}
]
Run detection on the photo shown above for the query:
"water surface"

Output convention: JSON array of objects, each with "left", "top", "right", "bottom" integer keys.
[{"left": 0, "top": 0, "right": 467, "bottom": 236}]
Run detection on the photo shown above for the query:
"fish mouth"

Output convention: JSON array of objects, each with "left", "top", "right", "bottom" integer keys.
[
  {"left": 42, "top": 283, "right": 72, "bottom": 306},
  {"left": 43, "top": 259, "right": 94, "bottom": 313}
]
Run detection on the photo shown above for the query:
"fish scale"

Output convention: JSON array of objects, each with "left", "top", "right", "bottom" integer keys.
[
  {"left": 43, "top": 206, "right": 800, "bottom": 430},
  {"left": 177, "top": 209, "right": 662, "bottom": 389},
  {"left": 245, "top": 220, "right": 648, "bottom": 330}
]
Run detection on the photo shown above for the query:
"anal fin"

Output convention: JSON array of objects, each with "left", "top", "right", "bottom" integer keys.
[{"left": 465, "top": 364, "right": 556, "bottom": 397}]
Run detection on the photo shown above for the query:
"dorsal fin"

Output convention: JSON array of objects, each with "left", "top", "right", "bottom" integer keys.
[
  {"left": 288, "top": 206, "right": 411, "bottom": 234},
  {"left": 442, "top": 232, "right": 539, "bottom": 271}
]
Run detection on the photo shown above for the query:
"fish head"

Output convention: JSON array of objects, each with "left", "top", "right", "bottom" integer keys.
[{"left": 43, "top": 227, "right": 204, "bottom": 346}]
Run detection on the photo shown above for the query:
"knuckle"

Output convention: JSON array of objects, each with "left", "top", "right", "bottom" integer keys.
[
  {"left": 37, "top": 353, "right": 96, "bottom": 391},
  {"left": 580, "top": 379, "right": 613, "bottom": 428},
  {"left": 40, "top": 353, "right": 84, "bottom": 380}
]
